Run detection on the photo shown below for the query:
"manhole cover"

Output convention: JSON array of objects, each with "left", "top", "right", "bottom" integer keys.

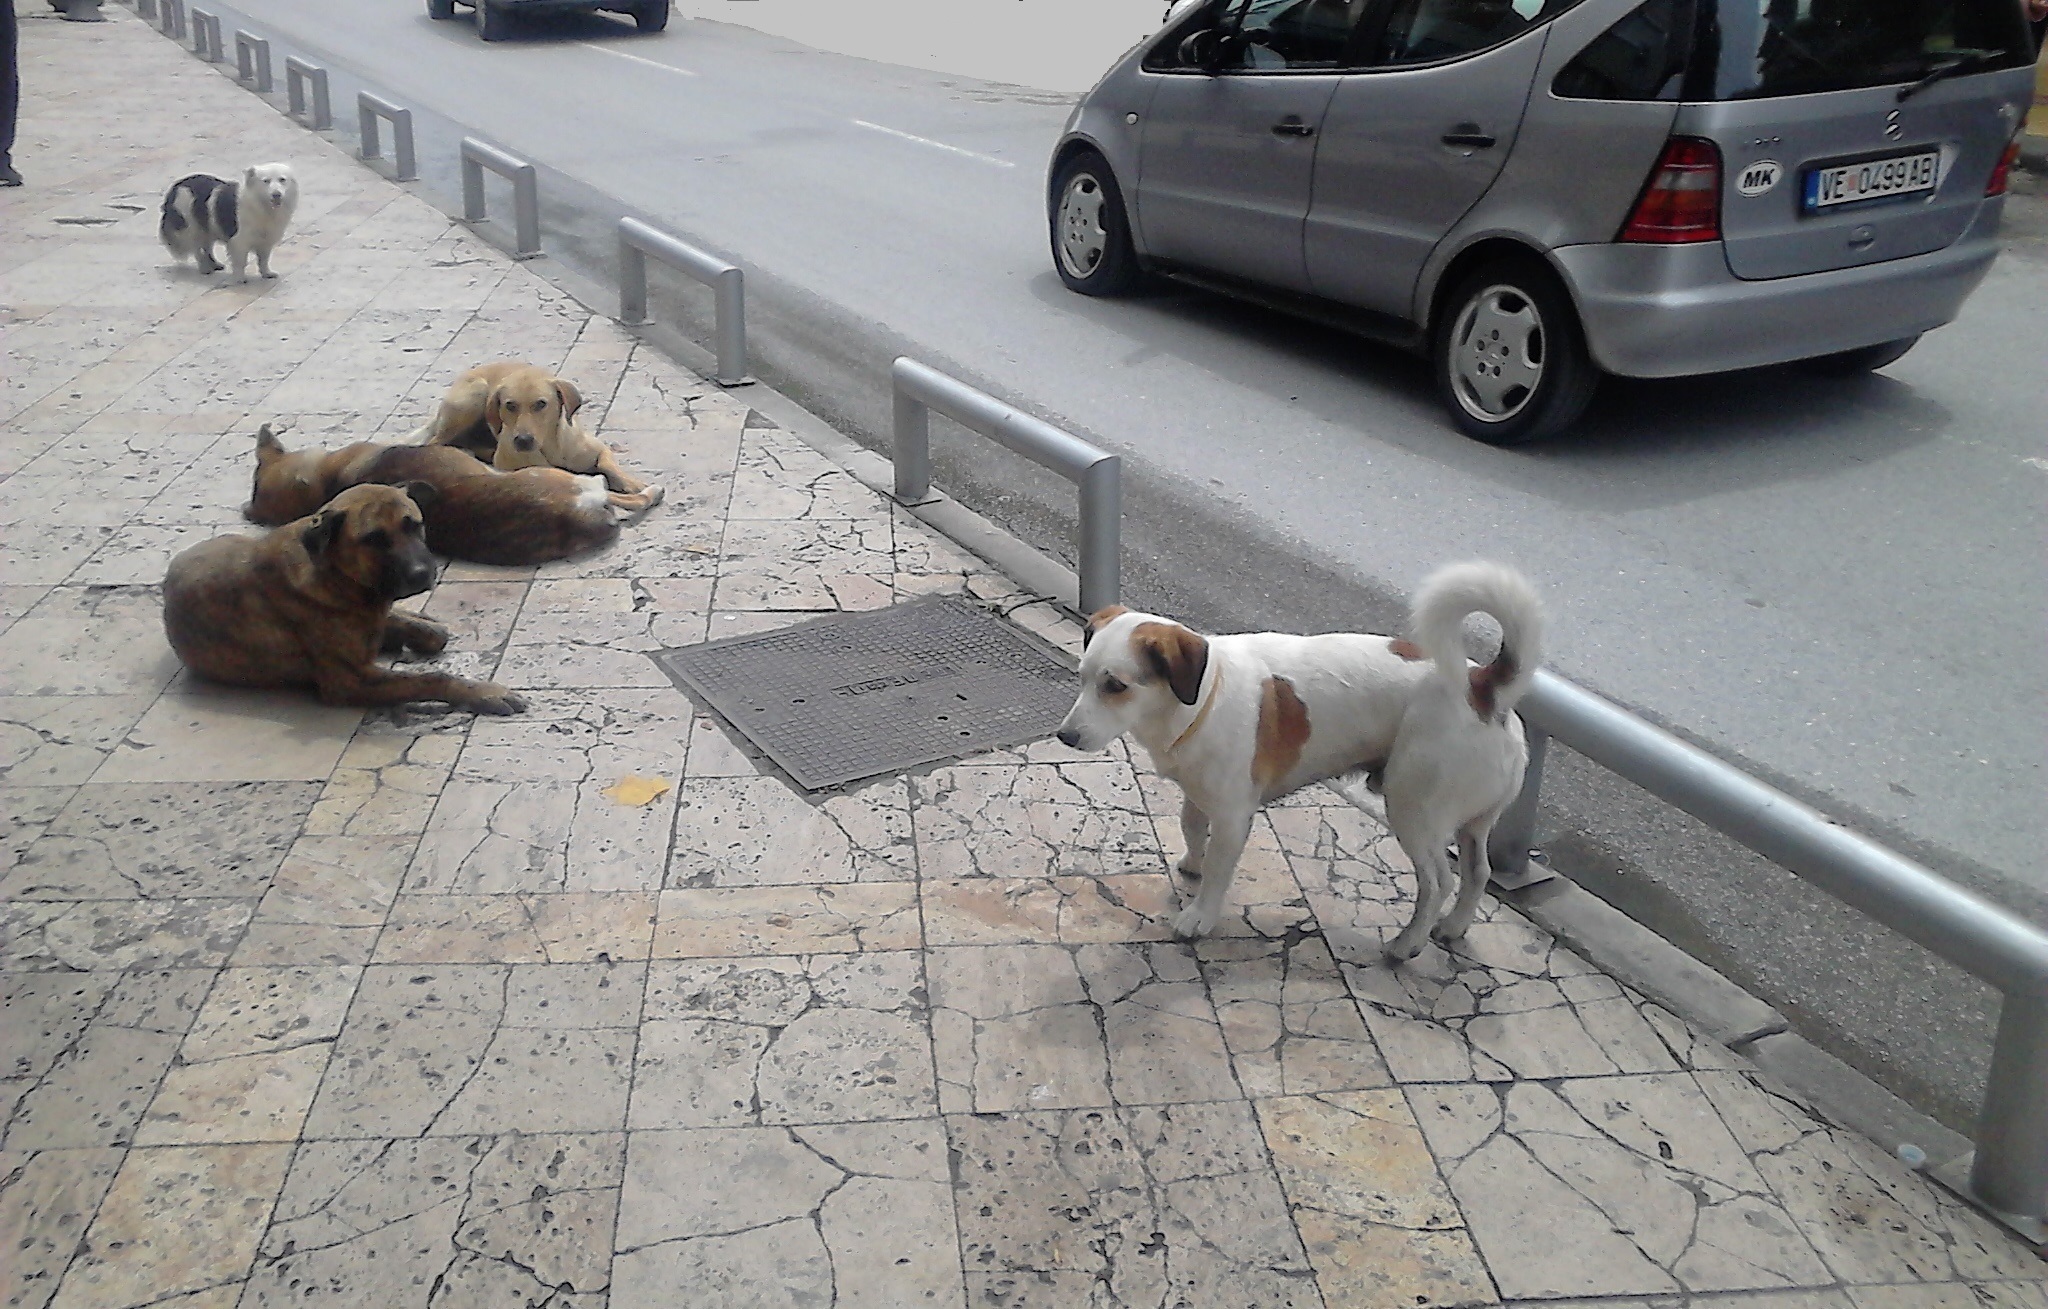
[{"left": 652, "top": 596, "right": 1077, "bottom": 790}]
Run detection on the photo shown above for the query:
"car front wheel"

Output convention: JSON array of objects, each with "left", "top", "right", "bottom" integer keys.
[
  {"left": 1796, "top": 336, "right": 1919, "bottom": 376},
  {"left": 635, "top": 0, "right": 669, "bottom": 30},
  {"left": 1049, "top": 150, "right": 1140, "bottom": 297},
  {"left": 1434, "top": 256, "right": 1599, "bottom": 446},
  {"left": 427, "top": 0, "right": 454, "bottom": 17},
  {"left": 475, "top": 0, "right": 507, "bottom": 40}
]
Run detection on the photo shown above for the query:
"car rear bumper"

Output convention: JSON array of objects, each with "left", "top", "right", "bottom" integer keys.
[{"left": 1556, "top": 201, "right": 2003, "bottom": 378}]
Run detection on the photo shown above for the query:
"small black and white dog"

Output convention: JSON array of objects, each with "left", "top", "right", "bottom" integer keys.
[{"left": 159, "top": 163, "right": 299, "bottom": 279}]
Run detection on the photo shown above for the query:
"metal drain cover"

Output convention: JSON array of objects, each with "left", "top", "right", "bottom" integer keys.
[{"left": 652, "top": 596, "right": 1076, "bottom": 790}]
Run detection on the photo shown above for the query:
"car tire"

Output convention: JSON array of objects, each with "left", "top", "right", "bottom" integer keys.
[
  {"left": 427, "top": 0, "right": 455, "bottom": 17},
  {"left": 475, "top": 0, "right": 507, "bottom": 40},
  {"left": 1433, "top": 255, "right": 1599, "bottom": 446},
  {"left": 635, "top": 0, "right": 669, "bottom": 31},
  {"left": 1049, "top": 150, "right": 1141, "bottom": 297},
  {"left": 1795, "top": 336, "right": 1919, "bottom": 376}
]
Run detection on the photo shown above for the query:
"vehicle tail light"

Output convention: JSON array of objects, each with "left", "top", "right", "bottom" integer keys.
[
  {"left": 1986, "top": 133, "right": 2021, "bottom": 197},
  {"left": 1620, "top": 137, "right": 1723, "bottom": 244}
]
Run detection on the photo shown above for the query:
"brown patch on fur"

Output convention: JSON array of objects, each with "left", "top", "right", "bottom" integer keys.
[
  {"left": 1083, "top": 604, "right": 1129, "bottom": 647},
  {"left": 1252, "top": 676, "right": 1311, "bottom": 794},
  {"left": 1131, "top": 620, "right": 1210, "bottom": 706},
  {"left": 1468, "top": 645, "right": 1518, "bottom": 720},
  {"left": 1388, "top": 638, "right": 1425, "bottom": 661}
]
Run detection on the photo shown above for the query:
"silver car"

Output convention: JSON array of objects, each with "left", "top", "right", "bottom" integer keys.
[{"left": 1049, "top": 0, "right": 2036, "bottom": 443}]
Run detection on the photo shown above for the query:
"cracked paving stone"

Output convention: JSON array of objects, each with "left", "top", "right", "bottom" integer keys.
[
  {"left": 245, "top": 1132, "right": 623, "bottom": 1307},
  {"left": 52, "top": 1142, "right": 291, "bottom": 1309},
  {"left": 950, "top": 1101, "right": 1324, "bottom": 1307},
  {"left": 632, "top": 952, "right": 935, "bottom": 1127},
  {"left": 911, "top": 761, "right": 1166, "bottom": 882},
  {"left": 0, "top": 899, "right": 257, "bottom": 972},
  {"left": 302, "top": 730, "right": 463, "bottom": 838},
  {"left": 250, "top": 835, "right": 409, "bottom": 932},
  {"left": 1257, "top": 1091, "right": 1495, "bottom": 1308},
  {"left": 612, "top": 1120, "right": 961, "bottom": 1308},
  {"left": 921, "top": 873, "right": 1177, "bottom": 947},
  {"left": 726, "top": 432, "right": 892, "bottom": 522},
  {"left": 301, "top": 964, "right": 635, "bottom": 1140},
  {"left": 0, "top": 695, "right": 157, "bottom": 786},
  {"left": 1199, "top": 936, "right": 1392, "bottom": 1096},
  {"left": 1410, "top": 1076, "right": 1830, "bottom": 1300},
  {"left": 652, "top": 883, "right": 920, "bottom": 957},
  {"left": 665, "top": 776, "right": 914, "bottom": 888},
  {"left": 0, "top": 782, "right": 319, "bottom": 901},
  {"left": 3, "top": 969, "right": 214, "bottom": 1149},
  {"left": 0, "top": 1146, "right": 125, "bottom": 1309}
]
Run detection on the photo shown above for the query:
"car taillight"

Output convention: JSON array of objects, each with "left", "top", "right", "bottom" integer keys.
[
  {"left": 1620, "top": 137, "right": 1722, "bottom": 244},
  {"left": 1986, "top": 134, "right": 2022, "bottom": 197}
]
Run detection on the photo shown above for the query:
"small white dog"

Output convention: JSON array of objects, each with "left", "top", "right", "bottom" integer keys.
[
  {"left": 1056, "top": 561, "right": 1543, "bottom": 957},
  {"left": 159, "top": 163, "right": 299, "bottom": 279}
]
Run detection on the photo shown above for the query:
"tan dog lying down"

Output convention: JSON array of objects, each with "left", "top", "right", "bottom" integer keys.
[
  {"left": 246, "top": 426, "right": 621, "bottom": 567},
  {"left": 165, "top": 483, "right": 527, "bottom": 716},
  {"left": 411, "top": 360, "right": 660, "bottom": 509}
]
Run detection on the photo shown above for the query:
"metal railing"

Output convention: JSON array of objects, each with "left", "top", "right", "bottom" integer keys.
[
  {"left": 1488, "top": 669, "right": 2048, "bottom": 1226},
  {"left": 158, "top": 0, "right": 183, "bottom": 39},
  {"left": 284, "top": 56, "right": 330, "bottom": 130},
  {"left": 234, "top": 31, "right": 271, "bottom": 92},
  {"left": 188, "top": 7, "right": 221, "bottom": 61},
  {"left": 357, "top": 92, "right": 417, "bottom": 183},
  {"left": 889, "top": 357, "right": 1121, "bottom": 615},
  {"left": 137, "top": 0, "right": 157, "bottom": 21},
  {"left": 459, "top": 137, "right": 541, "bottom": 259},
  {"left": 617, "top": 217, "right": 748, "bottom": 387}
]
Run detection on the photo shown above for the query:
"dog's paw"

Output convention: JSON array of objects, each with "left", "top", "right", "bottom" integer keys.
[
  {"left": 407, "top": 625, "right": 450, "bottom": 656},
  {"left": 1171, "top": 904, "right": 1219, "bottom": 940},
  {"left": 1383, "top": 931, "right": 1428, "bottom": 964},
  {"left": 469, "top": 685, "right": 529, "bottom": 716},
  {"left": 1430, "top": 918, "right": 1473, "bottom": 946},
  {"left": 640, "top": 484, "right": 665, "bottom": 509},
  {"left": 1174, "top": 856, "right": 1204, "bottom": 880},
  {"left": 262, "top": 271, "right": 279, "bottom": 279}
]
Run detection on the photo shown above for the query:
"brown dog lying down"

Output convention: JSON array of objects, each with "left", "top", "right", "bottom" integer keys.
[
  {"left": 247, "top": 426, "right": 623, "bottom": 567},
  {"left": 164, "top": 484, "right": 527, "bottom": 715},
  {"left": 411, "top": 360, "right": 661, "bottom": 510}
]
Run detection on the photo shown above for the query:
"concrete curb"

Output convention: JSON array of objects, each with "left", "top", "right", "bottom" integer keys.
[{"left": 2021, "top": 133, "right": 2048, "bottom": 176}]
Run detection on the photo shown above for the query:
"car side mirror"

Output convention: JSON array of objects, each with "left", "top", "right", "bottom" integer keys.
[{"left": 1178, "top": 28, "right": 1239, "bottom": 72}]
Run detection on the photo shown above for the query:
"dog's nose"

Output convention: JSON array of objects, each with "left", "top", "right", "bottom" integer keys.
[
  {"left": 1056, "top": 727, "right": 1081, "bottom": 749},
  {"left": 512, "top": 435, "right": 537, "bottom": 452}
]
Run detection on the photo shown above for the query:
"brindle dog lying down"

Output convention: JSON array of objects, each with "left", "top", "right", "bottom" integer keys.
[
  {"left": 245, "top": 425, "right": 620, "bottom": 567},
  {"left": 163, "top": 483, "right": 527, "bottom": 715}
]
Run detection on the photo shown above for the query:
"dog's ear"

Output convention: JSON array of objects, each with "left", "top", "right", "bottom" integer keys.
[
  {"left": 301, "top": 508, "right": 345, "bottom": 558},
  {"left": 554, "top": 379, "right": 582, "bottom": 421},
  {"left": 1134, "top": 621, "right": 1210, "bottom": 707},
  {"left": 400, "top": 480, "right": 439, "bottom": 510},
  {"left": 255, "top": 424, "right": 284, "bottom": 459},
  {"left": 245, "top": 165, "right": 260, "bottom": 185},
  {"left": 484, "top": 387, "right": 505, "bottom": 436},
  {"left": 1083, "top": 604, "right": 1129, "bottom": 650}
]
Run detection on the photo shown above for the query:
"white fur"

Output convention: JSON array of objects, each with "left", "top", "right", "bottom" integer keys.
[
  {"left": 160, "top": 163, "right": 299, "bottom": 280},
  {"left": 1056, "top": 561, "right": 1544, "bottom": 956}
]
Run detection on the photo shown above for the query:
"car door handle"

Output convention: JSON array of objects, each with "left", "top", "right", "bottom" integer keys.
[
  {"left": 1271, "top": 116, "right": 1316, "bottom": 138},
  {"left": 1441, "top": 125, "right": 1497, "bottom": 149}
]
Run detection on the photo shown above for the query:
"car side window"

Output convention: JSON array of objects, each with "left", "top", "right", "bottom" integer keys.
[
  {"left": 1149, "top": 0, "right": 1371, "bottom": 71},
  {"left": 1375, "top": 0, "right": 1581, "bottom": 66},
  {"left": 1552, "top": 0, "right": 1695, "bottom": 100}
]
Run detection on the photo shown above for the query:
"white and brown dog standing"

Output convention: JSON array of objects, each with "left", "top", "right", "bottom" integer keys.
[
  {"left": 411, "top": 361, "right": 661, "bottom": 511},
  {"left": 1056, "top": 561, "right": 1543, "bottom": 957}
]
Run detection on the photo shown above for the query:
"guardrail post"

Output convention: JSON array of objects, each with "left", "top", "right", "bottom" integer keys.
[
  {"left": 1969, "top": 994, "right": 2048, "bottom": 1222},
  {"left": 160, "top": 0, "right": 184, "bottom": 39},
  {"left": 460, "top": 138, "right": 541, "bottom": 259},
  {"left": 614, "top": 217, "right": 750, "bottom": 384},
  {"left": 893, "top": 382, "right": 932, "bottom": 505},
  {"left": 137, "top": 0, "right": 158, "bottom": 21},
  {"left": 284, "top": 57, "right": 331, "bottom": 130},
  {"left": 234, "top": 31, "right": 272, "bottom": 91},
  {"left": 188, "top": 9, "right": 221, "bottom": 61},
  {"left": 357, "top": 93, "right": 417, "bottom": 182},
  {"left": 619, "top": 238, "right": 649, "bottom": 325},
  {"left": 714, "top": 266, "right": 747, "bottom": 389},
  {"left": 1076, "top": 457, "right": 1121, "bottom": 617},
  {"left": 1487, "top": 725, "right": 1556, "bottom": 888}
]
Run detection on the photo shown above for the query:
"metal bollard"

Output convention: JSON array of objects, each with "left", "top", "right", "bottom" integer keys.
[
  {"left": 159, "top": 0, "right": 184, "bottom": 39},
  {"left": 188, "top": 9, "right": 222, "bottom": 61},
  {"left": 616, "top": 217, "right": 750, "bottom": 386},
  {"left": 137, "top": 0, "right": 157, "bottom": 20},
  {"left": 234, "top": 31, "right": 272, "bottom": 92},
  {"left": 459, "top": 138, "right": 542, "bottom": 259},
  {"left": 357, "top": 93, "right": 417, "bottom": 182},
  {"left": 284, "top": 56, "right": 331, "bottom": 130}
]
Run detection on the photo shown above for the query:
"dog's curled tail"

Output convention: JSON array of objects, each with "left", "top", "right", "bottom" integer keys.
[{"left": 1410, "top": 561, "right": 1544, "bottom": 717}]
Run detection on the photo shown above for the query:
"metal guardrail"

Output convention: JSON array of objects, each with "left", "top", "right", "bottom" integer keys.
[
  {"left": 136, "top": 0, "right": 157, "bottom": 22},
  {"left": 357, "top": 92, "right": 417, "bottom": 183},
  {"left": 459, "top": 137, "right": 541, "bottom": 259},
  {"left": 284, "top": 56, "right": 330, "bottom": 130},
  {"left": 188, "top": 8, "right": 221, "bottom": 62},
  {"left": 617, "top": 217, "right": 748, "bottom": 387},
  {"left": 234, "top": 31, "right": 271, "bottom": 92},
  {"left": 888, "top": 357, "right": 1121, "bottom": 615},
  {"left": 158, "top": 0, "right": 183, "bottom": 39},
  {"left": 1488, "top": 668, "right": 2048, "bottom": 1227}
]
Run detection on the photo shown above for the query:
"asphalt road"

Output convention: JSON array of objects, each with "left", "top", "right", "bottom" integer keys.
[{"left": 185, "top": 0, "right": 2045, "bottom": 1127}]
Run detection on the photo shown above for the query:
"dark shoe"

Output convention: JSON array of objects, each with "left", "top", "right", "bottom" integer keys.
[{"left": 0, "top": 164, "right": 22, "bottom": 187}]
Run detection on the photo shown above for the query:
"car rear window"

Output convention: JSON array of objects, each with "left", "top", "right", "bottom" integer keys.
[{"left": 1699, "top": 0, "right": 2033, "bottom": 101}]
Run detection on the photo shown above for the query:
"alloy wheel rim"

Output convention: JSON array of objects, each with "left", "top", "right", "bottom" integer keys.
[
  {"left": 1057, "top": 173, "right": 1110, "bottom": 280},
  {"left": 1450, "top": 284, "right": 1546, "bottom": 423}
]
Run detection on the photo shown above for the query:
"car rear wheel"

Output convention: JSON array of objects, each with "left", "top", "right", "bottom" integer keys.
[
  {"left": 1434, "top": 256, "right": 1599, "bottom": 446},
  {"left": 1050, "top": 150, "right": 1140, "bottom": 297},
  {"left": 1795, "top": 336, "right": 1919, "bottom": 376},
  {"left": 475, "top": 0, "right": 507, "bottom": 40},
  {"left": 427, "top": 0, "right": 454, "bottom": 17},
  {"left": 635, "top": 0, "right": 669, "bottom": 30}
]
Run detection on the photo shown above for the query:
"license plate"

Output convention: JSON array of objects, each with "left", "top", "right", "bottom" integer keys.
[{"left": 1803, "top": 150, "right": 1939, "bottom": 211}]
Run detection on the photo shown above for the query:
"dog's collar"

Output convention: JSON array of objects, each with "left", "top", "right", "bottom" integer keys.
[{"left": 1166, "top": 664, "right": 1223, "bottom": 753}]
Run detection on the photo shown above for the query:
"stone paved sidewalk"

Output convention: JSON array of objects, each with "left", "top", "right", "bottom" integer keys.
[{"left": 4, "top": 6, "right": 2045, "bottom": 1308}]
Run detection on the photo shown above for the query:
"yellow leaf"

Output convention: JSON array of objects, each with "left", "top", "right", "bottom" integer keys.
[{"left": 603, "top": 775, "right": 673, "bottom": 807}]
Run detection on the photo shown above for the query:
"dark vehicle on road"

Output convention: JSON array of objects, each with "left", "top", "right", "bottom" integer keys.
[{"left": 429, "top": 0, "right": 668, "bottom": 42}]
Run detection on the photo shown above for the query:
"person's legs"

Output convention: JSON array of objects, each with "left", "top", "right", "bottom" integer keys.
[{"left": 1, "top": 0, "right": 20, "bottom": 185}]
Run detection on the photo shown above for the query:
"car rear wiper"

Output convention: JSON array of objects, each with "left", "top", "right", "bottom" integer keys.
[{"left": 1896, "top": 48, "right": 2000, "bottom": 103}]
